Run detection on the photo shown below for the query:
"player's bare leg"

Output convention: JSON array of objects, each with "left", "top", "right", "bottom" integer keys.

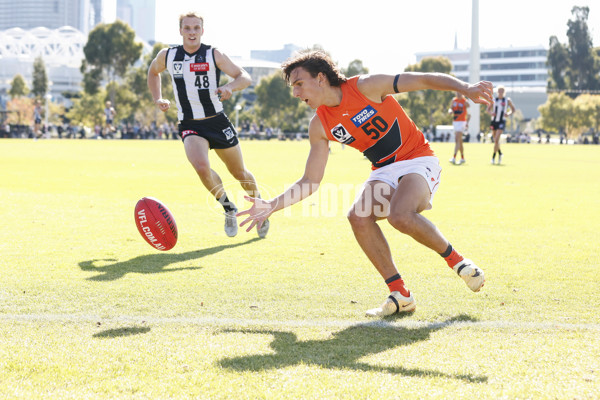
[
  {"left": 456, "top": 131, "right": 465, "bottom": 163},
  {"left": 348, "top": 180, "right": 415, "bottom": 316},
  {"left": 215, "top": 144, "right": 260, "bottom": 198},
  {"left": 492, "top": 130, "right": 503, "bottom": 164},
  {"left": 184, "top": 135, "right": 237, "bottom": 236},
  {"left": 387, "top": 174, "right": 484, "bottom": 292},
  {"left": 216, "top": 144, "right": 269, "bottom": 238},
  {"left": 351, "top": 175, "right": 484, "bottom": 317},
  {"left": 386, "top": 174, "right": 448, "bottom": 252}
]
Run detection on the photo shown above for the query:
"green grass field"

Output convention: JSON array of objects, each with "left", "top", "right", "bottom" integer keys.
[{"left": 1, "top": 138, "right": 599, "bottom": 399}]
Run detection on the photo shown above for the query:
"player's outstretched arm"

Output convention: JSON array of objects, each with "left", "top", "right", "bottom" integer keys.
[
  {"left": 238, "top": 116, "right": 330, "bottom": 232},
  {"left": 358, "top": 73, "right": 493, "bottom": 106}
]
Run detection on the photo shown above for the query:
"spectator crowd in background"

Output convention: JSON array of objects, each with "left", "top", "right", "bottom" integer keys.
[{"left": 0, "top": 117, "right": 598, "bottom": 145}]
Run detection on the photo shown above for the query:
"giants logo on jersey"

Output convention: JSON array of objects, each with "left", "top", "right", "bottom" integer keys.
[
  {"left": 331, "top": 124, "right": 355, "bottom": 145},
  {"left": 173, "top": 62, "right": 183, "bottom": 78}
]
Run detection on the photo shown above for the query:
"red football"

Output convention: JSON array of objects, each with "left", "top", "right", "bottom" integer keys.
[{"left": 134, "top": 197, "right": 178, "bottom": 251}]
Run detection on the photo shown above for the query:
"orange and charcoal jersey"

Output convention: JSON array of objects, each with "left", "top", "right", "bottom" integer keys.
[
  {"left": 450, "top": 97, "right": 468, "bottom": 121},
  {"left": 316, "top": 76, "right": 434, "bottom": 170}
]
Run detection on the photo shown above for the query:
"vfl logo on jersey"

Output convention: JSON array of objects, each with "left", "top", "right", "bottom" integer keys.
[
  {"left": 190, "top": 63, "right": 210, "bottom": 72},
  {"left": 223, "top": 127, "right": 235, "bottom": 141},
  {"left": 351, "top": 105, "right": 377, "bottom": 127},
  {"left": 173, "top": 61, "right": 184, "bottom": 78},
  {"left": 331, "top": 124, "right": 355, "bottom": 145}
]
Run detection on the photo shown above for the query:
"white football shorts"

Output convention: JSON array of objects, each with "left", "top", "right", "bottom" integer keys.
[
  {"left": 453, "top": 121, "right": 467, "bottom": 133},
  {"left": 365, "top": 156, "right": 442, "bottom": 208}
]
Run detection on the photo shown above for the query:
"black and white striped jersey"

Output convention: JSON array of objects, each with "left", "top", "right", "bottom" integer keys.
[
  {"left": 165, "top": 44, "right": 223, "bottom": 121},
  {"left": 491, "top": 97, "right": 510, "bottom": 123}
]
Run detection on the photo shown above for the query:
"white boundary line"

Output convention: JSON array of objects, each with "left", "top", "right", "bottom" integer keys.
[{"left": 1, "top": 313, "right": 600, "bottom": 331}]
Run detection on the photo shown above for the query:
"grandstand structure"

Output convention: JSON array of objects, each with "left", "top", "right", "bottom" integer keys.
[
  {"left": 0, "top": 24, "right": 283, "bottom": 117},
  {"left": 0, "top": 26, "right": 87, "bottom": 103}
]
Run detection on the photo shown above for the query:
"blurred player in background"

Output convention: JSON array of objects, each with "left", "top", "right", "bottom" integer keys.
[
  {"left": 448, "top": 92, "right": 469, "bottom": 164},
  {"left": 487, "top": 86, "right": 516, "bottom": 164},
  {"left": 33, "top": 99, "right": 43, "bottom": 139},
  {"left": 104, "top": 101, "right": 116, "bottom": 139}
]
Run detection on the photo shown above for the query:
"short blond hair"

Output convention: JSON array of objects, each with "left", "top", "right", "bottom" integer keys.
[{"left": 179, "top": 12, "right": 204, "bottom": 28}]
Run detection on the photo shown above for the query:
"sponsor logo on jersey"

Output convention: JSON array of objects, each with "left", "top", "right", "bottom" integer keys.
[
  {"left": 351, "top": 105, "right": 377, "bottom": 127},
  {"left": 173, "top": 61, "right": 184, "bottom": 78},
  {"left": 223, "top": 127, "right": 235, "bottom": 141},
  {"left": 190, "top": 63, "right": 210, "bottom": 72},
  {"left": 331, "top": 124, "right": 355, "bottom": 145}
]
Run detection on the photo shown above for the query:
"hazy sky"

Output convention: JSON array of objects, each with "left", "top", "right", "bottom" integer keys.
[{"left": 154, "top": 0, "right": 600, "bottom": 74}]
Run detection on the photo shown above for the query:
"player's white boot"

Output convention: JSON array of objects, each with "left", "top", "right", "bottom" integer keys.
[
  {"left": 257, "top": 218, "right": 270, "bottom": 238},
  {"left": 452, "top": 259, "right": 485, "bottom": 292},
  {"left": 224, "top": 210, "right": 238, "bottom": 237},
  {"left": 365, "top": 291, "right": 416, "bottom": 317}
]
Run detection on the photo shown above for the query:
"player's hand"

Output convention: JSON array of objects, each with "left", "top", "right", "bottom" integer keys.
[
  {"left": 237, "top": 196, "right": 275, "bottom": 232},
  {"left": 466, "top": 81, "right": 494, "bottom": 106},
  {"left": 155, "top": 99, "right": 170, "bottom": 112},
  {"left": 216, "top": 85, "right": 233, "bottom": 101}
]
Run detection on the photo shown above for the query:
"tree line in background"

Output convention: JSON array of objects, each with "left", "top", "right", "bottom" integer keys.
[{"left": 3, "top": 6, "right": 600, "bottom": 140}]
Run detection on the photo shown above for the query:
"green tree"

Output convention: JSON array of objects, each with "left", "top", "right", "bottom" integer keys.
[
  {"left": 538, "top": 92, "right": 573, "bottom": 136},
  {"left": 547, "top": 6, "right": 600, "bottom": 93},
  {"left": 402, "top": 56, "right": 454, "bottom": 130},
  {"left": 80, "top": 60, "right": 103, "bottom": 95},
  {"left": 342, "top": 59, "right": 369, "bottom": 77},
  {"left": 125, "top": 42, "right": 177, "bottom": 126},
  {"left": 82, "top": 20, "right": 143, "bottom": 99},
  {"left": 9, "top": 74, "right": 29, "bottom": 98},
  {"left": 32, "top": 56, "right": 48, "bottom": 99},
  {"left": 66, "top": 91, "right": 105, "bottom": 128},
  {"left": 587, "top": 94, "right": 600, "bottom": 132},
  {"left": 547, "top": 36, "right": 569, "bottom": 90},
  {"left": 254, "top": 72, "right": 309, "bottom": 132},
  {"left": 566, "top": 6, "right": 598, "bottom": 91},
  {"left": 6, "top": 97, "right": 33, "bottom": 125},
  {"left": 572, "top": 94, "right": 600, "bottom": 135}
]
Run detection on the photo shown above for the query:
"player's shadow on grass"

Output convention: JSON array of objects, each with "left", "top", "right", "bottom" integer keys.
[
  {"left": 79, "top": 238, "right": 260, "bottom": 281},
  {"left": 219, "top": 315, "right": 487, "bottom": 383},
  {"left": 93, "top": 326, "right": 151, "bottom": 339}
]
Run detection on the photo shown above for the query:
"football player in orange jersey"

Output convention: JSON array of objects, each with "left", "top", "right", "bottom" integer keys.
[
  {"left": 448, "top": 92, "right": 470, "bottom": 164},
  {"left": 239, "top": 51, "right": 493, "bottom": 317}
]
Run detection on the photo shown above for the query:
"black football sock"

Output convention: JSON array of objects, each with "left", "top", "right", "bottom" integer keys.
[{"left": 217, "top": 194, "right": 236, "bottom": 213}]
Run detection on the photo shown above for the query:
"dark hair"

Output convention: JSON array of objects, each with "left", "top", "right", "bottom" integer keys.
[{"left": 281, "top": 50, "right": 346, "bottom": 87}]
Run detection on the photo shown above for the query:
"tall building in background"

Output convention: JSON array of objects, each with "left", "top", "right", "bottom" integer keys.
[
  {"left": 0, "top": 0, "right": 153, "bottom": 105},
  {"left": 117, "top": 0, "right": 155, "bottom": 43},
  {"left": 0, "top": 0, "right": 119, "bottom": 34},
  {"left": 251, "top": 44, "right": 301, "bottom": 64},
  {"left": 416, "top": 45, "right": 548, "bottom": 119},
  {"left": 0, "top": 0, "right": 89, "bottom": 31}
]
